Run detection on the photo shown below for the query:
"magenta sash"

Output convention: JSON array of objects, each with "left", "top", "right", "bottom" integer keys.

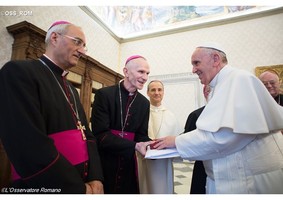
[
  {"left": 111, "top": 129, "right": 135, "bottom": 141},
  {"left": 49, "top": 129, "right": 89, "bottom": 165},
  {"left": 12, "top": 129, "right": 88, "bottom": 181},
  {"left": 11, "top": 165, "right": 20, "bottom": 180}
]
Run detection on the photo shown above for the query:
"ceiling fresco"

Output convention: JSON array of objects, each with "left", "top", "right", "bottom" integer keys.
[{"left": 88, "top": 6, "right": 269, "bottom": 38}]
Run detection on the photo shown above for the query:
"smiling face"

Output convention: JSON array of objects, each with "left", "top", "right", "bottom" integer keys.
[
  {"left": 147, "top": 81, "right": 164, "bottom": 107},
  {"left": 47, "top": 24, "right": 87, "bottom": 70},
  {"left": 259, "top": 71, "right": 281, "bottom": 98},
  {"left": 191, "top": 47, "right": 222, "bottom": 85},
  {"left": 123, "top": 58, "right": 150, "bottom": 93}
]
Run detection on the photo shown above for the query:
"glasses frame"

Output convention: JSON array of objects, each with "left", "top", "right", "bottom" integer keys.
[
  {"left": 57, "top": 32, "right": 88, "bottom": 52},
  {"left": 262, "top": 80, "right": 279, "bottom": 87}
]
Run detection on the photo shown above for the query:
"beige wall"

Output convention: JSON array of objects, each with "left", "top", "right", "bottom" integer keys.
[{"left": 1, "top": 6, "right": 283, "bottom": 128}]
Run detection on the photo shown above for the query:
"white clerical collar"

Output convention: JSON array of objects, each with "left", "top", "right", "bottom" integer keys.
[{"left": 43, "top": 54, "right": 69, "bottom": 77}]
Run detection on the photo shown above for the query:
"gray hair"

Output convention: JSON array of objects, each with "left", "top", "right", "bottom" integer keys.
[{"left": 45, "top": 23, "right": 72, "bottom": 46}]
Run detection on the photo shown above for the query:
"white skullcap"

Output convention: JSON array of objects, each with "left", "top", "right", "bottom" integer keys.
[{"left": 197, "top": 42, "right": 226, "bottom": 55}]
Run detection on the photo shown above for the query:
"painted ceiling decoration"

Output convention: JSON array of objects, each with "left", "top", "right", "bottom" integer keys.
[{"left": 84, "top": 6, "right": 281, "bottom": 40}]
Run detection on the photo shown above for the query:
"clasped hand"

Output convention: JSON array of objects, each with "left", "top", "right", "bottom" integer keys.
[{"left": 85, "top": 180, "right": 104, "bottom": 194}]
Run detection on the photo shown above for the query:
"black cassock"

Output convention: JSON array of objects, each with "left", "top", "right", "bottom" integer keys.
[
  {"left": 0, "top": 55, "right": 103, "bottom": 193},
  {"left": 91, "top": 81, "right": 150, "bottom": 194}
]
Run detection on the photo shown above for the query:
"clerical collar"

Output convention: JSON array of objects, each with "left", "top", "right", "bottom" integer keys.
[
  {"left": 42, "top": 54, "right": 69, "bottom": 77},
  {"left": 120, "top": 80, "right": 137, "bottom": 96}
]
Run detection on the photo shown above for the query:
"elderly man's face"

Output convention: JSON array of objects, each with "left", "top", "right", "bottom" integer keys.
[
  {"left": 53, "top": 25, "right": 87, "bottom": 69},
  {"left": 191, "top": 48, "right": 219, "bottom": 85},
  {"left": 259, "top": 72, "right": 281, "bottom": 98},
  {"left": 124, "top": 58, "right": 150, "bottom": 91}
]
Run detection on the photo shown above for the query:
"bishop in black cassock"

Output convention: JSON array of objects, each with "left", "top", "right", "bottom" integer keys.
[
  {"left": 91, "top": 80, "right": 151, "bottom": 194},
  {"left": 0, "top": 55, "right": 103, "bottom": 193}
]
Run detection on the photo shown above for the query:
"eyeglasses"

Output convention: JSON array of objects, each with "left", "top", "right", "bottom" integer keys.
[
  {"left": 262, "top": 80, "right": 278, "bottom": 87},
  {"left": 57, "top": 33, "right": 88, "bottom": 52}
]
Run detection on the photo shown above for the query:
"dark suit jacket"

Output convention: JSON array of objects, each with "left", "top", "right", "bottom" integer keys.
[
  {"left": 184, "top": 106, "right": 205, "bottom": 132},
  {"left": 184, "top": 106, "right": 207, "bottom": 194}
]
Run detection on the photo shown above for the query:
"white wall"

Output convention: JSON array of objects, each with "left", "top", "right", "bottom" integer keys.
[
  {"left": 0, "top": 6, "right": 120, "bottom": 71},
  {"left": 1, "top": 6, "right": 283, "bottom": 129}
]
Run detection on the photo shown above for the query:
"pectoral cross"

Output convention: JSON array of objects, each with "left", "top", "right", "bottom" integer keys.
[
  {"left": 77, "top": 120, "right": 86, "bottom": 140},
  {"left": 119, "top": 132, "right": 127, "bottom": 138},
  {"left": 119, "top": 132, "right": 124, "bottom": 138}
]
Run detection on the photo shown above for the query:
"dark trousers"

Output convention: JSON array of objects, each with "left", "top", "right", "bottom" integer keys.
[{"left": 190, "top": 161, "right": 207, "bottom": 194}]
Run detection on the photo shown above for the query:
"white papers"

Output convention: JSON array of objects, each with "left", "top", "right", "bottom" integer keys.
[{"left": 145, "top": 147, "right": 180, "bottom": 159}]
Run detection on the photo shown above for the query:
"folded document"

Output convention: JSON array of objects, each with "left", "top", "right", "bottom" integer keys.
[{"left": 145, "top": 147, "right": 180, "bottom": 159}]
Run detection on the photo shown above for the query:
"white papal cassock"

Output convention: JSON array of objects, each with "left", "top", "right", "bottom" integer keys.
[{"left": 176, "top": 66, "right": 283, "bottom": 194}]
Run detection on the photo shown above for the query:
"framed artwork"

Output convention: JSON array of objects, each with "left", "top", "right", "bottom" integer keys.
[{"left": 255, "top": 65, "right": 283, "bottom": 92}]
